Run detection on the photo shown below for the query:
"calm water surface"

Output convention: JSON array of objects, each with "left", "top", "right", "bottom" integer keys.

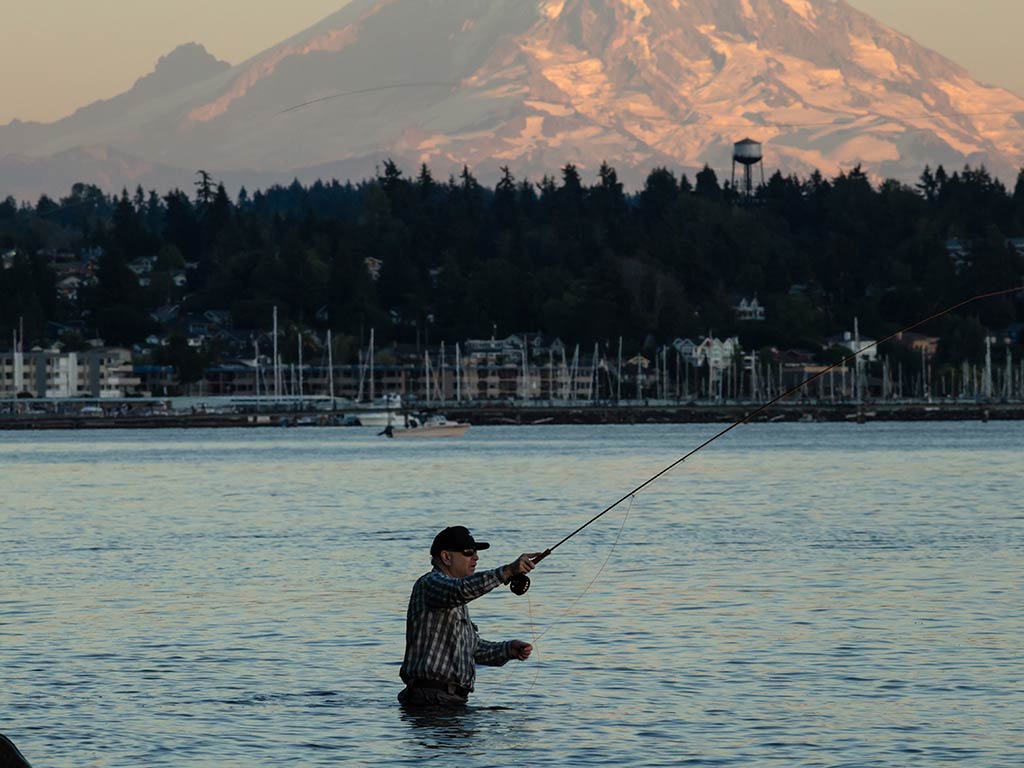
[{"left": 2, "top": 423, "right": 1022, "bottom": 767}]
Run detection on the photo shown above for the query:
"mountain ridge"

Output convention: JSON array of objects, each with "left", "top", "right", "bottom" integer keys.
[{"left": 3, "top": 0, "right": 1023, "bottom": 200}]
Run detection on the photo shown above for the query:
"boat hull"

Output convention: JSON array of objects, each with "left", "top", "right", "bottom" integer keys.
[{"left": 392, "top": 423, "right": 470, "bottom": 438}]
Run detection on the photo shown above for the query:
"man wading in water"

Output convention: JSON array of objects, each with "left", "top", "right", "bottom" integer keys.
[{"left": 399, "top": 526, "right": 540, "bottom": 707}]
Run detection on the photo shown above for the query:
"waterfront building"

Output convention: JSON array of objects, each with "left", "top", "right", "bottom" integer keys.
[
  {"left": 672, "top": 338, "right": 700, "bottom": 367},
  {"left": 826, "top": 329, "right": 879, "bottom": 362},
  {"left": 134, "top": 365, "right": 178, "bottom": 397},
  {"left": 693, "top": 336, "right": 741, "bottom": 402},
  {"left": 0, "top": 347, "right": 142, "bottom": 398},
  {"left": 694, "top": 336, "right": 740, "bottom": 368},
  {"left": 190, "top": 349, "right": 601, "bottom": 404},
  {"left": 894, "top": 332, "right": 940, "bottom": 360}
]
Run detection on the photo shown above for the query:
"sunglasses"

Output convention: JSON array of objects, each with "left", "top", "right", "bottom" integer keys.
[{"left": 457, "top": 548, "right": 478, "bottom": 557}]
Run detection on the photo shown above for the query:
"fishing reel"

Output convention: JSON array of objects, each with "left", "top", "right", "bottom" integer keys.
[
  {"left": 508, "top": 549, "right": 551, "bottom": 596},
  {"left": 509, "top": 573, "right": 531, "bottom": 595}
]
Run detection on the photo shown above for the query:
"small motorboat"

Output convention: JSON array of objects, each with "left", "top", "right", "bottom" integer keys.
[{"left": 380, "top": 413, "right": 470, "bottom": 438}]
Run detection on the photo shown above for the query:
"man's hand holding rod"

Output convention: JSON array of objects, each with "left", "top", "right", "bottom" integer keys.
[{"left": 503, "top": 552, "right": 545, "bottom": 583}]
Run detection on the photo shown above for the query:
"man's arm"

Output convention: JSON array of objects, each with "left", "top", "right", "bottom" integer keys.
[
  {"left": 475, "top": 638, "right": 513, "bottom": 667},
  {"left": 476, "top": 638, "right": 533, "bottom": 666},
  {"left": 421, "top": 567, "right": 505, "bottom": 610},
  {"left": 421, "top": 553, "right": 540, "bottom": 610}
]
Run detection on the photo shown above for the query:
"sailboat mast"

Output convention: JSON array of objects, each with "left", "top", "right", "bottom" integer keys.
[
  {"left": 273, "top": 306, "right": 279, "bottom": 400},
  {"left": 617, "top": 337, "right": 622, "bottom": 402},
  {"left": 456, "top": 343, "right": 462, "bottom": 402},
  {"left": 298, "top": 330, "right": 304, "bottom": 401},
  {"left": 369, "top": 328, "right": 376, "bottom": 403},
  {"left": 327, "top": 329, "right": 335, "bottom": 408},
  {"left": 254, "top": 338, "right": 261, "bottom": 408},
  {"left": 424, "top": 350, "right": 430, "bottom": 404}
]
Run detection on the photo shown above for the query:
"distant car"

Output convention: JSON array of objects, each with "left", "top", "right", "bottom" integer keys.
[{"left": 79, "top": 406, "right": 104, "bottom": 417}]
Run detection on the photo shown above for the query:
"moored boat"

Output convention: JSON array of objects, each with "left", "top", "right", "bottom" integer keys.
[
  {"left": 382, "top": 413, "right": 470, "bottom": 438},
  {"left": 347, "top": 393, "right": 402, "bottom": 427}
]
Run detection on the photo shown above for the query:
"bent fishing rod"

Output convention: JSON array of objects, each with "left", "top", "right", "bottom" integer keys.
[{"left": 508, "top": 285, "right": 1024, "bottom": 596}]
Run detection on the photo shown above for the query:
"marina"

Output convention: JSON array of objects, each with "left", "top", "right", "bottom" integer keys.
[{"left": 0, "top": 399, "right": 1021, "bottom": 430}]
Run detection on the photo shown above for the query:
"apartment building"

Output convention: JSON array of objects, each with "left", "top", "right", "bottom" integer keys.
[{"left": 0, "top": 348, "right": 141, "bottom": 398}]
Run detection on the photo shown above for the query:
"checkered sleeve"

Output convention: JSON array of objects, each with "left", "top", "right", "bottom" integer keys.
[
  {"left": 421, "top": 566, "right": 506, "bottom": 609},
  {"left": 474, "top": 637, "right": 512, "bottom": 667}
]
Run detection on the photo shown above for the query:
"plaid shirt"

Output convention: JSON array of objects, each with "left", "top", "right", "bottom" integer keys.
[{"left": 400, "top": 566, "right": 512, "bottom": 691}]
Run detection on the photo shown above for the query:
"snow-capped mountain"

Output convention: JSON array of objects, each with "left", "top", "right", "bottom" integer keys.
[{"left": 3, "top": 0, "right": 1023, "bottom": 199}]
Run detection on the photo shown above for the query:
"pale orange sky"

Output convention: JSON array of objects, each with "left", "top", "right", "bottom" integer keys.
[{"left": 1, "top": 0, "right": 1021, "bottom": 125}]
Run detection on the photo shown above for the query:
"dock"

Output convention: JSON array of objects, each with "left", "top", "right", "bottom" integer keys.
[{"left": 0, "top": 402, "right": 1021, "bottom": 429}]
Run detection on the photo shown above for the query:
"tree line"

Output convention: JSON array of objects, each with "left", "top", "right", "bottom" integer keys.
[{"left": 1, "top": 160, "right": 1022, "bottom": 371}]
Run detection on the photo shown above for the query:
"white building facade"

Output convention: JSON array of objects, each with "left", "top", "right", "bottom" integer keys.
[{"left": 0, "top": 348, "right": 141, "bottom": 398}]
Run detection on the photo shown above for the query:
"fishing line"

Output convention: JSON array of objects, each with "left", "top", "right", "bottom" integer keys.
[
  {"left": 502, "top": 285, "right": 1022, "bottom": 694},
  {"left": 501, "top": 496, "right": 635, "bottom": 701},
  {"left": 511, "top": 285, "right": 1024, "bottom": 595},
  {"left": 522, "top": 589, "right": 543, "bottom": 697},
  {"left": 474, "top": 577, "right": 542, "bottom": 710},
  {"left": 533, "top": 494, "right": 636, "bottom": 644},
  {"left": 280, "top": 83, "right": 1024, "bottom": 130},
  {"left": 278, "top": 82, "right": 457, "bottom": 115}
]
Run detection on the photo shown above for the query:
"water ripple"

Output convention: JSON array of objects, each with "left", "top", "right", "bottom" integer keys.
[{"left": 2, "top": 423, "right": 1022, "bottom": 767}]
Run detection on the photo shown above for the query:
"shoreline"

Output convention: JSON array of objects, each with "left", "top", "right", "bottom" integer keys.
[
  {"left": 0, "top": 402, "right": 1020, "bottom": 430},
  {"left": 446, "top": 401, "right": 1023, "bottom": 425}
]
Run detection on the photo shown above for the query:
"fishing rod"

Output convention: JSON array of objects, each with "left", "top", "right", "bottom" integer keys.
[{"left": 508, "top": 285, "right": 1024, "bottom": 595}]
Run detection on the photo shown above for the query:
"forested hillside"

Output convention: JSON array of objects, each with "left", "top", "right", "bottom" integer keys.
[{"left": 1, "top": 161, "right": 1022, "bottom": 368}]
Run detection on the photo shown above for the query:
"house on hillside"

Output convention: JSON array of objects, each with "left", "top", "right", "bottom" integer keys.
[
  {"left": 733, "top": 296, "right": 766, "bottom": 321},
  {"left": 213, "top": 330, "right": 256, "bottom": 359},
  {"left": 527, "top": 333, "right": 566, "bottom": 361},
  {"left": 946, "top": 237, "right": 1024, "bottom": 273},
  {"left": 672, "top": 338, "right": 699, "bottom": 366},
  {"left": 203, "top": 310, "right": 233, "bottom": 330},
  {"left": 128, "top": 256, "right": 157, "bottom": 276},
  {"left": 694, "top": 336, "right": 740, "bottom": 368},
  {"left": 826, "top": 329, "right": 878, "bottom": 362},
  {"left": 151, "top": 304, "right": 181, "bottom": 325},
  {"left": 894, "top": 331, "right": 940, "bottom": 360},
  {"left": 464, "top": 335, "right": 527, "bottom": 365},
  {"left": 57, "top": 276, "right": 82, "bottom": 302},
  {"left": 364, "top": 256, "right": 383, "bottom": 281}
]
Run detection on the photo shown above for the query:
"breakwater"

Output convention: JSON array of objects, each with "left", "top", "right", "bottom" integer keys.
[
  {"left": 444, "top": 402, "right": 1022, "bottom": 424},
  {"left": 1, "top": 402, "right": 1021, "bottom": 429}
]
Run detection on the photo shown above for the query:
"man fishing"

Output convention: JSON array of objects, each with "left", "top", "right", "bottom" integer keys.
[{"left": 398, "top": 525, "right": 540, "bottom": 707}]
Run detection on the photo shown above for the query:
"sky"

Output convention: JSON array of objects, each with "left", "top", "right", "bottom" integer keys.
[{"left": 1, "top": 0, "right": 1022, "bottom": 125}]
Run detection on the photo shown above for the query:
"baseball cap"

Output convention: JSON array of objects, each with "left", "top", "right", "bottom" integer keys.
[{"left": 430, "top": 526, "right": 491, "bottom": 556}]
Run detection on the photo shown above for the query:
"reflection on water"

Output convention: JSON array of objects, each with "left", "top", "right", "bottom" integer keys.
[
  {"left": 1, "top": 423, "right": 1022, "bottom": 767},
  {"left": 400, "top": 706, "right": 479, "bottom": 748}
]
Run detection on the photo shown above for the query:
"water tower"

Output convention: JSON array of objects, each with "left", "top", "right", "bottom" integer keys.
[{"left": 732, "top": 138, "right": 765, "bottom": 199}]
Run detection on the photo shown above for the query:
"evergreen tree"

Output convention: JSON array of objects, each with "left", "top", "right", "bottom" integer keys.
[
  {"left": 639, "top": 167, "right": 678, "bottom": 222},
  {"left": 194, "top": 170, "right": 215, "bottom": 208},
  {"left": 5, "top": 159, "right": 1021, "bottom": 362},
  {"left": 695, "top": 164, "right": 721, "bottom": 199}
]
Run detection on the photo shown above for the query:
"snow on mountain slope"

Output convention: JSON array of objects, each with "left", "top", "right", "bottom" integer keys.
[{"left": 2, "top": 0, "right": 1022, "bottom": 199}]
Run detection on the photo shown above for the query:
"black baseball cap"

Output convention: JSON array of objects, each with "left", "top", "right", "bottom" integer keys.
[{"left": 430, "top": 526, "right": 491, "bottom": 556}]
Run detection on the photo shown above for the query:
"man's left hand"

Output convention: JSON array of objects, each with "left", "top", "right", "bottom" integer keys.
[{"left": 510, "top": 640, "right": 533, "bottom": 660}]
